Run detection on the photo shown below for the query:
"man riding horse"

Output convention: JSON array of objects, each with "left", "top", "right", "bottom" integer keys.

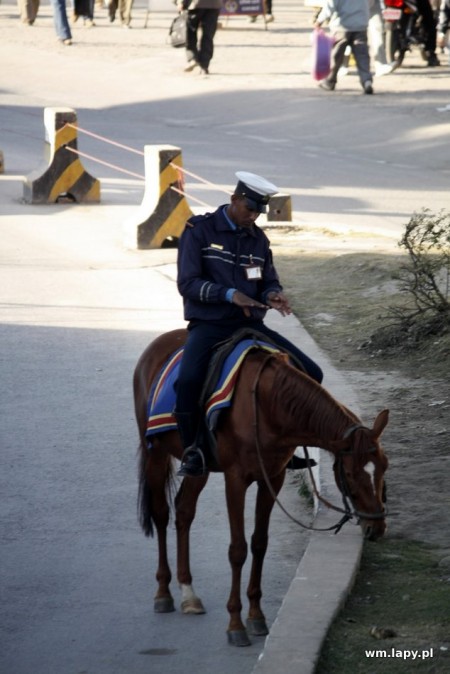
[{"left": 175, "top": 171, "right": 323, "bottom": 477}]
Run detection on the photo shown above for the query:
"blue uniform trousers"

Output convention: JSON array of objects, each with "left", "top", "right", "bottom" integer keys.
[{"left": 175, "top": 320, "right": 323, "bottom": 447}]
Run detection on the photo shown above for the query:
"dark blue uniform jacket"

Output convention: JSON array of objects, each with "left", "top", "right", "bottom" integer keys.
[{"left": 177, "top": 205, "right": 283, "bottom": 322}]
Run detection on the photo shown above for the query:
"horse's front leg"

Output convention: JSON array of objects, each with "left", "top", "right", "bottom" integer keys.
[
  {"left": 247, "top": 471, "right": 286, "bottom": 636},
  {"left": 224, "top": 471, "right": 251, "bottom": 646},
  {"left": 175, "top": 475, "right": 208, "bottom": 614}
]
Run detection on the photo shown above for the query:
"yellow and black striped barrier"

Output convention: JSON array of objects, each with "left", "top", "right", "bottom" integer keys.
[
  {"left": 23, "top": 107, "right": 100, "bottom": 204},
  {"left": 124, "top": 145, "right": 193, "bottom": 249}
]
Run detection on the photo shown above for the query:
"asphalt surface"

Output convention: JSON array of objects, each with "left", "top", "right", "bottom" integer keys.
[
  {"left": 0, "top": 180, "right": 361, "bottom": 674},
  {"left": 0, "top": 196, "right": 317, "bottom": 674},
  {"left": 1, "top": 0, "right": 449, "bottom": 672}
]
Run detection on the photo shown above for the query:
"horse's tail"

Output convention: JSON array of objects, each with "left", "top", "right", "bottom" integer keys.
[
  {"left": 137, "top": 439, "right": 175, "bottom": 538},
  {"left": 138, "top": 441, "right": 154, "bottom": 537}
]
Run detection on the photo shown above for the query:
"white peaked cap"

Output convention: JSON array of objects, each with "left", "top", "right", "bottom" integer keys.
[{"left": 235, "top": 171, "right": 279, "bottom": 196}]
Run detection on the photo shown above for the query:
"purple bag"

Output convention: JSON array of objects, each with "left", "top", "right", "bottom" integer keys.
[{"left": 311, "top": 28, "right": 333, "bottom": 81}]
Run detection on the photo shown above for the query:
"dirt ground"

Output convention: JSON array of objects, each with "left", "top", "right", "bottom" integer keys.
[{"left": 266, "top": 223, "right": 450, "bottom": 553}]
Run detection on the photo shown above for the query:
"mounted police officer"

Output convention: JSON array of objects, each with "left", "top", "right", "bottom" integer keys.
[{"left": 175, "top": 171, "right": 323, "bottom": 477}]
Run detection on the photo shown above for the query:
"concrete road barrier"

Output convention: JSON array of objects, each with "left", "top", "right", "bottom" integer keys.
[
  {"left": 123, "top": 144, "right": 193, "bottom": 249},
  {"left": 23, "top": 107, "right": 100, "bottom": 204}
]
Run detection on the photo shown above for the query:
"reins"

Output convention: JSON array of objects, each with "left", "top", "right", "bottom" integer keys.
[{"left": 250, "top": 354, "right": 385, "bottom": 535}]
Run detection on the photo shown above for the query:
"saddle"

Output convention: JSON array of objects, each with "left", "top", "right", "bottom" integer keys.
[{"left": 145, "top": 330, "right": 284, "bottom": 469}]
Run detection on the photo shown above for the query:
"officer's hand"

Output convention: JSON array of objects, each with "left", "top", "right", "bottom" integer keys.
[
  {"left": 231, "top": 291, "right": 269, "bottom": 318},
  {"left": 266, "top": 291, "right": 292, "bottom": 317}
]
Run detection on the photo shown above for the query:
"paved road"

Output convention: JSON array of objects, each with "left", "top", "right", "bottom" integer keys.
[
  {"left": 0, "top": 0, "right": 449, "bottom": 226},
  {"left": 0, "top": 205, "right": 314, "bottom": 674}
]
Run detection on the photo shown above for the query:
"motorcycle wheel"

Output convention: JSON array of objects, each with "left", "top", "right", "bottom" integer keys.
[{"left": 384, "top": 23, "right": 405, "bottom": 66}]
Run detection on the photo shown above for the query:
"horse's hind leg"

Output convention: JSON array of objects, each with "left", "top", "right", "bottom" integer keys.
[
  {"left": 175, "top": 475, "right": 208, "bottom": 614},
  {"left": 141, "top": 449, "right": 175, "bottom": 614},
  {"left": 246, "top": 472, "right": 286, "bottom": 636}
]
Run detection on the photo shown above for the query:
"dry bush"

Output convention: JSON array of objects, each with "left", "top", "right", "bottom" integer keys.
[{"left": 368, "top": 210, "right": 450, "bottom": 353}]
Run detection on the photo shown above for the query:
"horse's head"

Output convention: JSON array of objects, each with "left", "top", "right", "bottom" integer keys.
[{"left": 331, "top": 410, "right": 389, "bottom": 541}]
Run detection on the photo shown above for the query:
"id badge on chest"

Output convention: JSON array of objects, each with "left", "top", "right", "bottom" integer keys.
[{"left": 245, "top": 265, "right": 263, "bottom": 281}]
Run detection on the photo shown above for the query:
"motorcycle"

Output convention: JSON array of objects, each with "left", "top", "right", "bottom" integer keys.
[
  {"left": 382, "top": 0, "right": 429, "bottom": 66},
  {"left": 382, "top": 0, "right": 439, "bottom": 67}
]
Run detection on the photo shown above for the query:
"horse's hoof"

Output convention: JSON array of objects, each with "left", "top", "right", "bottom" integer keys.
[
  {"left": 227, "top": 629, "right": 251, "bottom": 647},
  {"left": 154, "top": 597, "right": 175, "bottom": 613},
  {"left": 181, "top": 597, "right": 206, "bottom": 614},
  {"left": 246, "top": 618, "right": 269, "bottom": 636}
]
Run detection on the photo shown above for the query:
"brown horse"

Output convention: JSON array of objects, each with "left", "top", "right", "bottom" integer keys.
[{"left": 133, "top": 329, "right": 389, "bottom": 646}]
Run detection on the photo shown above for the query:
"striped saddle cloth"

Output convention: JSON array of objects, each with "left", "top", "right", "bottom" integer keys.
[{"left": 145, "top": 337, "right": 281, "bottom": 445}]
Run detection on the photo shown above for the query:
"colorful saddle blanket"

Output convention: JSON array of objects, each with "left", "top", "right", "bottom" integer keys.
[{"left": 145, "top": 338, "right": 281, "bottom": 442}]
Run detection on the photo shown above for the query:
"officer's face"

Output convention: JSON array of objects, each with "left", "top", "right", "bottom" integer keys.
[{"left": 228, "top": 196, "right": 260, "bottom": 228}]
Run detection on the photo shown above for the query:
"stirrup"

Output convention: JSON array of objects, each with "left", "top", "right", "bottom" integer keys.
[{"left": 177, "top": 447, "right": 207, "bottom": 478}]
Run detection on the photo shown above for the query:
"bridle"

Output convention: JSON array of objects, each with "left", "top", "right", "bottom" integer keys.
[{"left": 251, "top": 354, "right": 387, "bottom": 535}]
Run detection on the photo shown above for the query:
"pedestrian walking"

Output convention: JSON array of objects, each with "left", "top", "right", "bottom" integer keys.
[
  {"left": 315, "top": 0, "right": 374, "bottom": 94},
  {"left": 368, "top": 0, "right": 396, "bottom": 76},
  {"left": 437, "top": 0, "right": 450, "bottom": 58},
  {"left": 17, "top": 0, "right": 40, "bottom": 24},
  {"left": 416, "top": 0, "right": 440, "bottom": 65},
  {"left": 108, "top": 0, "right": 133, "bottom": 27},
  {"left": 72, "top": 0, "right": 95, "bottom": 26},
  {"left": 51, "top": 0, "right": 73, "bottom": 44},
  {"left": 178, "top": 0, "right": 222, "bottom": 75}
]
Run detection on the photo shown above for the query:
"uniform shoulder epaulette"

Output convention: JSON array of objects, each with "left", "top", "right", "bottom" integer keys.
[{"left": 186, "top": 211, "right": 214, "bottom": 228}]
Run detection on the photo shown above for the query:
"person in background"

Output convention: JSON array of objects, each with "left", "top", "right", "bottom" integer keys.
[
  {"left": 18, "top": 0, "right": 39, "bottom": 24},
  {"left": 108, "top": 0, "right": 133, "bottom": 27},
  {"left": 174, "top": 171, "right": 323, "bottom": 477},
  {"left": 416, "top": 0, "right": 440, "bottom": 65},
  {"left": 315, "top": 0, "right": 374, "bottom": 94},
  {"left": 437, "top": 0, "right": 450, "bottom": 61},
  {"left": 368, "top": 0, "right": 396, "bottom": 76},
  {"left": 249, "top": 0, "right": 274, "bottom": 24},
  {"left": 72, "top": 0, "right": 95, "bottom": 26},
  {"left": 51, "top": 0, "right": 73, "bottom": 44},
  {"left": 178, "top": 0, "right": 222, "bottom": 75}
]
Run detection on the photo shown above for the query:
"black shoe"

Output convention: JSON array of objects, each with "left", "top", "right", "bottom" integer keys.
[
  {"left": 427, "top": 53, "right": 440, "bottom": 67},
  {"left": 177, "top": 449, "right": 207, "bottom": 477},
  {"left": 287, "top": 455, "right": 317, "bottom": 470},
  {"left": 363, "top": 80, "right": 374, "bottom": 94}
]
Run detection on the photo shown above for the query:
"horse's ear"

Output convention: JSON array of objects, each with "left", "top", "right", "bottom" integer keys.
[{"left": 372, "top": 409, "right": 389, "bottom": 439}]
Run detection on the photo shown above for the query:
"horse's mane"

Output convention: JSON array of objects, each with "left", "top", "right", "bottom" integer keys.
[{"left": 269, "top": 358, "right": 360, "bottom": 444}]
